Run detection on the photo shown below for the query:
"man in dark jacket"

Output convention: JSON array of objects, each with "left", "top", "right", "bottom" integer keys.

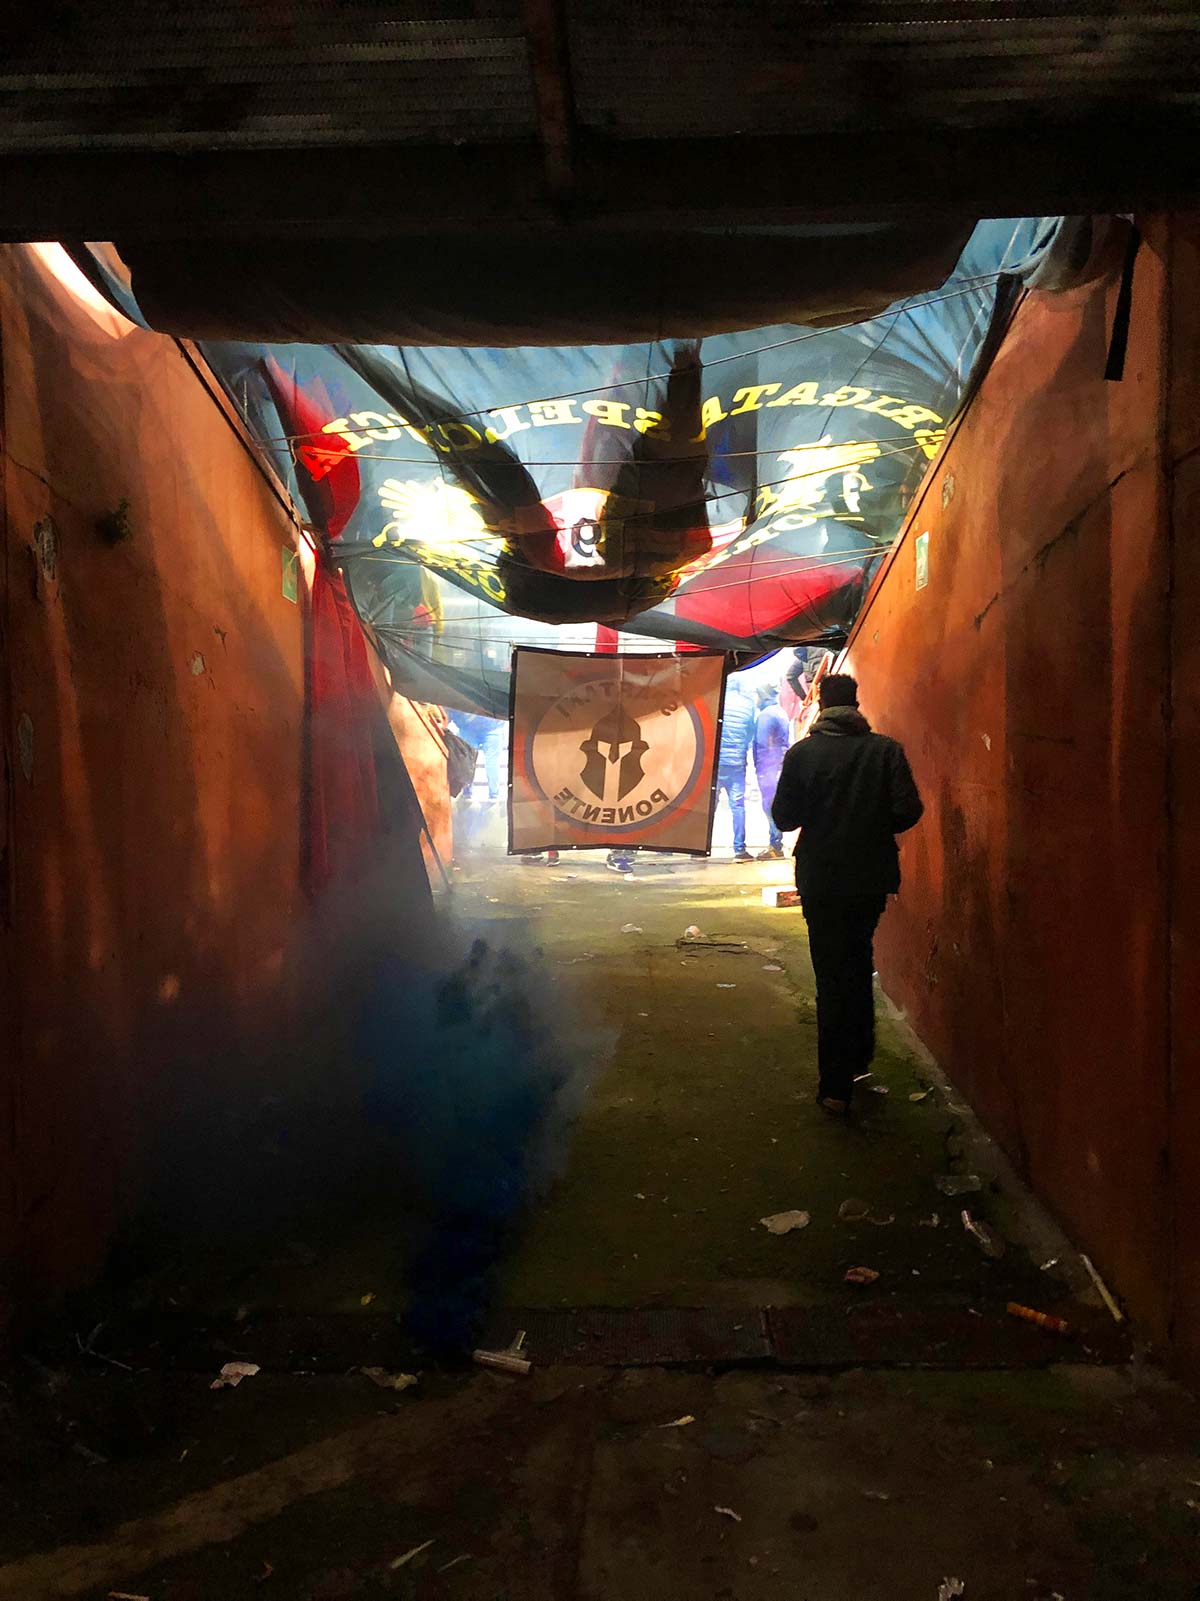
[{"left": 771, "top": 673, "right": 923, "bottom": 1113}]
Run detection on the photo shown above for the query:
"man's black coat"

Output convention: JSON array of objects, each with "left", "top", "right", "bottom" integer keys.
[{"left": 770, "top": 707, "right": 924, "bottom": 899}]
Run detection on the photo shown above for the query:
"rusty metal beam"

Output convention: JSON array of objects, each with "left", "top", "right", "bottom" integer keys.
[{"left": 520, "top": 0, "right": 576, "bottom": 206}]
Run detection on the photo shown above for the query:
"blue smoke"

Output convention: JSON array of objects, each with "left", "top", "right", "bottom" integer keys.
[{"left": 358, "top": 927, "right": 582, "bottom": 1357}]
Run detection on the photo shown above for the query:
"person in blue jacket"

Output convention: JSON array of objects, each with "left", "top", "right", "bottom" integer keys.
[
  {"left": 717, "top": 680, "right": 757, "bottom": 862},
  {"left": 753, "top": 684, "right": 790, "bottom": 859},
  {"left": 451, "top": 712, "right": 505, "bottom": 803}
]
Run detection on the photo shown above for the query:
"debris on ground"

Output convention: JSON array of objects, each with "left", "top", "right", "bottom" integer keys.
[
  {"left": 762, "top": 963, "right": 783, "bottom": 971},
  {"left": 210, "top": 1361, "right": 260, "bottom": 1390},
  {"left": 909, "top": 1088, "right": 934, "bottom": 1102},
  {"left": 961, "top": 1210, "right": 1006, "bottom": 1258},
  {"left": 714, "top": 1505, "right": 743, "bottom": 1522},
  {"left": 558, "top": 953, "right": 596, "bottom": 964},
  {"left": 359, "top": 1292, "right": 376, "bottom": 1306},
  {"left": 717, "top": 982, "right": 737, "bottom": 988},
  {"left": 844, "top": 1266, "right": 880, "bottom": 1285},
  {"left": 868, "top": 1212, "right": 896, "bottom": 1226},
  {"left": 862, "top": 1489, "right": 891, "bottom": 1501},
  {"left": 682, "top": 925, "right": 703, "bottom": 940},
  {"left": 838, "top": 1198, "right": 871, "bottom": 1222},
  {"left": 75, "top": 1323, "right": 134, "bottom": 1372},
  {"left": 359, "top": 1367, "right": 419, "bottom": 1392},
  {"left": 621, "top": 923, "right": 643, "bottom": 934},
  {"left": 657, "top": 1414, "right": 696, "bottom": 1428},
  {"left": 937, "top": 1581, "right": 966, "bottom": 1601},
  {"left": 1040, "top": 1257, "right": 1060, "bottom": 1271},
  {"left": 919, "top": 1213, "right": 941, "bottom": 1228},
  {"left": 870, "top": 1084, "right": 890, "bottom": 1095},
  {"left": 108, "top": 1592, "right": 151, "bottom": 1600},
  {"left": 761, "top": 886, "right": 800, "bottom": 907},
  {"left": 390, "top": 1540, "right": 435, "bottom": 1570},
  {"left": 438, "top": 1555, "right": 472, "bottom": 1573},
  {"left": 1081, "top": 1252, "right": 1125, "bottom": 1322},
  {"left": 473, "top": 1331, "right": 532, "bottom": 1376},
  {"left": 935, "top": 1173, "right": 983, "bottom": 1196},
  {"left": 1007, "top": 1303, "right": 1071, "bottom": 1336},
  {"left": 760, "top": 1209, "right": 811, "bottom": 1234},
  {"left": 72, "top": 1440, "right": 109, "bottom": 1467}
]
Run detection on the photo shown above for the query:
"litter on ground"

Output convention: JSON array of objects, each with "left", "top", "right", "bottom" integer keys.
[
  {"left": 391, "top": 1540, "right": 435, "bottom": 1570},
  {"left": 961, "top": 1210, "right": 1005, "bottom": 1258},
  {"left": 1006, "top": 1302, "right": 1070, "bottom": 1335},
  {"left": 844, "top": 1266, "right": 880, "bottom": 1285},
  {"left": 1081, "top": 1252, "right": 1125, "bottom": 1322},
  {"left": 760, "top": 1209, "right": 811, "bottom": 1234},
  {"left": 360, "top": 1367, "right": 418, "bottom": 1392},
  {"left": 934, "top": 1174, "right": 983, "bottom": 1196},
  {"left": 210, "top": 1361, "right": 260, "bottom": 1390}
]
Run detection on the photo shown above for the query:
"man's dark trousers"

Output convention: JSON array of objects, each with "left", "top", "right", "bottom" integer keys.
[{"left": 802, "top": 894, "right": 887, "bottom": 1103}]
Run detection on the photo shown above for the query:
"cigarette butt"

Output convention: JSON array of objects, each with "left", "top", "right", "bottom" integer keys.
[{"left": 1007, "top": 1301, "right": 1071, "bottom": 1336}]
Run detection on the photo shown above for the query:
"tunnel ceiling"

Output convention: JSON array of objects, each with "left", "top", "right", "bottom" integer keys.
[
  {"left": 3, "top": 2, "right": 1200, "bottom": 243},
  {"left": 9, "top": 6, "right": 1175, "bottom": 709}
]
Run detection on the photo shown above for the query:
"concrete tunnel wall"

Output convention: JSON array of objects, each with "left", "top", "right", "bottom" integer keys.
[
  {"left": 843, "top": 214, "right": 1200, "bottom": 1377},
  {"left": 0, "top": 245, "right": 448, "bottom": 1340}
]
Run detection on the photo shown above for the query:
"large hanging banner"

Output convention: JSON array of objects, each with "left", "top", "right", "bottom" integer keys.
[
  {"left": 74, "top": 220, "right": 1090, "bottom": 718},
  {"left": 509, "top": 649, "right": 726, "bottom": 855}
]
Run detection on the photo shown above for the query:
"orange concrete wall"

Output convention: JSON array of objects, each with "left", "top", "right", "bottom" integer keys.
[
  {"left": 844, "top": 216, "right": 1200, "bottom": 1370},
  {"left": 0, "top": 246, "right": 305, "bottom": 1327},
  {"left": 1165, "top": 217, "right": 1200, "bottom": 1377}
]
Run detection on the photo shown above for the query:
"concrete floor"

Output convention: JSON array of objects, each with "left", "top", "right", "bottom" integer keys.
[{"left": 3, "top": 850, "right": 1199, "bottom": 1599}]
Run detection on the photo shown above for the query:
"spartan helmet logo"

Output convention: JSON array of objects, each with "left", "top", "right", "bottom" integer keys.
[{"left": 579, "top": 705, "right": 649, "bottom": 803}]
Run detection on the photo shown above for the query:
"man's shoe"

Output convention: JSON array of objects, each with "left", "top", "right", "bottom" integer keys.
[
  {"left": 816, "top": 1094, "right": 850, "bottom": 1117},
  {"left": 733, "top": 850, "right": 754, "bottom": 863},
  {"left": 755, "top": 847, "right": 782, "bottom": 861},
  {"left": 606, "top": 854, "right": 633, "bottom": 873}
]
